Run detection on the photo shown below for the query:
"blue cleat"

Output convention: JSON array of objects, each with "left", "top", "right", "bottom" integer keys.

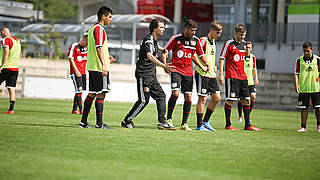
[
  {"left": 196, "top": 125, "right": 210, "bottom": 131},
  {"left": 202, "top": 122, "right": 216, "bottom": 131}
]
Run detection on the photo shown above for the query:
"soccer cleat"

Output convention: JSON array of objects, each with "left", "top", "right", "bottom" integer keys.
[
  {"left": 237, "top": 117, "right": 242, "bottom": 122},
  {"left": 121, "top": 120, "right": 135, "bottom": 128},
  {"left": 196, "top": 125, "right": 210, "bottom": 131},
  {"left": 72, "top": 110, "right": 80, "bottom": 114},
  {"left": 317, "top": 125, "right": 320, "bottom": 133},
  {"left": 202, "top": 122, "right": 216, "bottom": 131},
  {"left": 296, "top": 127, "right": 307, "bottom": 132},
  {"left": 166, "top": 119, "right": 174, "bottom": 127},
  {"left": 244, "top": 125, "right": 262, "bottom": 131},
  {"left": 157, "top": 122, "right": 176, "bottom": 130},
  {"left": 180, "top": 123, "right": 192, "bottom": 131},
  {"left": 225, "top": 125, "right": 240, "bottom": 130},
  {"left": 78, "top": 122, "right": 94, "bottom": 128},
  {"left": 4, "top": 110, "right": 14, "bottom": 114},
  {"left": 95, "top": 123, "right": 113, "bottom": 129}
]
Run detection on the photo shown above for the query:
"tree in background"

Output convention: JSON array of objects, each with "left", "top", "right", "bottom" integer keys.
[{"left": 8, "top": 0, "right": 78, "bottom": 20}]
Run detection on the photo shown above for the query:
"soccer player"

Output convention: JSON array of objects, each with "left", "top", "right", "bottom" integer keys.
[
  {"left": 194, "top": 21, "right": 223, "bottom": 131},
  {"left": 219, "top": 24, "right": 261, "bottom": 131},
  {"left": 121, "top": 19, "right": 176, "bottom": 130},
  {"left": 237, "top": 41, "right": 259, "bottom": 122},
  {"left": 0, "top": 27, "right": 21, "bottom": 114},
  {"left": 68, "top": 34, "right": 88, "bottom": 115},
  {"left": 163, "top": 18, "right": 209, "bottom": 131},
  {"left": 294, "top": 41, "right": 320, "bottom": 132},
  {"left": 79, "top": 6, "right": 115, "bottom": 129}
]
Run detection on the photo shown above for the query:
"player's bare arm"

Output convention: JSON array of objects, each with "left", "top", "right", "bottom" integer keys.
[
  {"left": 96, "top": 46, "right": 108, "bottom": 76},
  {"left": 69, "top": 58, "right": 81, "bottom": 77},
  {"left": 199, "top": 56, "right": 210, "bottom": 71},
  {"left": 294, "top": 74, "right": 300, "bottom": 93},
  {"left": 192, "top": 56, "right": 208, "bottom": 72},
  {"left": 218, "top": 58, "right": 225, "bottom": 84},
  {"left": 146, "top": 52, "right": 175, "bottom": 73},
  {"left": 0, "top": 45, "right": 9, "bottom": 73},
  {"left": 253, "top": 68, "right": 259, "bottom": 85}
]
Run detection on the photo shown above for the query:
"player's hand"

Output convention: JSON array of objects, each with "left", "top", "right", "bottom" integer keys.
[
  {"left": 0, "top": 67, "right": 2, "bottom": 74},
  {"left": 218, "top": 74, "right": 224, "bottom": 84},
  {"left": 255, "top": 79, "right": 259, "bottom": 86},
  {"left": 295, "top": 86, "right": 300, "bottom": 93},
  {"left": 163, "top": 63, "right": 175, "bottom": 74},
  {"left": 214, "top": 66, "right": 217, "bottom": 73},
  {"left": 200, "top": 65, "right": 208, "bottom": 72},
  {"left": 75, "top": 71, "right": 81, "bottom": 77},
  {"left": 102, "top": 66, "right": 108, "bottom": 76},
  {"left": 110, "top": 56, "right": 116, "bottom": 64},
  {"left": 205, "top": 63, "right": 210, "bottom": 72}
]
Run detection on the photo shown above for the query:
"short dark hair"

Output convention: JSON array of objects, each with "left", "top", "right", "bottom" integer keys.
[
  {"left": 303, "top": 41, "right": 312, "bottom": 49},
  {"left": 184, "top": 17, "right": 197, "bottom": 28},
  {"left": 97, "top": 6, "right": 112, "bottom": 21},
  {"left": 235, "top": 24, "right": 246, "bottom": 33},
  {"left": 246, "top": 41, "right": 253, "bottom": 47},
  {"left": 149, "top": 19, "right": 164, "bottom": 33}
]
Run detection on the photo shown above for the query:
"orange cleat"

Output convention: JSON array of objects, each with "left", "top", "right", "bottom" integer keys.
[
  {"left": 72, "top": 110, "right": 80, "bottom": 114},
  {"left": 225, "top": 125, "right": 240, "bottom": 130},
  {"left": 4, "top": 110, "right": 14, "bottom": 114},
  {"left": 244, "top": 125, "right": 262, "bottom": 131}
]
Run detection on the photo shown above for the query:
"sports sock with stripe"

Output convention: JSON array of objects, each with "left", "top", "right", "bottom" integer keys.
[
  {"left": 196, "top": 113, "right": 203, "bottom": 128},
  {"left": 72, "top": 95, "right": 77, "bottom": 111},
  {"left": 237, "top": 102, "right": 242, "bottom": 118},
  {"left": 224, "top": 103, "right": 232, "bottom": 127},
  {"left": 250, "top": 100, "right": 255, "bottom": 112},
  {"left": 243, "top": 105, "right": 251, "bottom": 128},
  {"left": 181, "top": 101, "right": 191, "bottom": 126},
  {"left": 81, "top": 95, "right": 94, "bottom": 124},
  {"left": 203, "top": 107, "right": 214, "bottom": 123},
  {"left": 167, "top": 94, "right": 178, "bottom": 119},
  {"left": 95, "top": 97, "right": 104, "bottom": 127},
  {"left": 8, "top": 101, "right": 15, "bottom": 111},
  {"left": 77, "top": 93, "right": 83, "bottom": 112}
]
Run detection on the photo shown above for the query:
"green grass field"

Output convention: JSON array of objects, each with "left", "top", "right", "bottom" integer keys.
[{"left": 0, "top": 98, "right": 319, "bottom": 180}]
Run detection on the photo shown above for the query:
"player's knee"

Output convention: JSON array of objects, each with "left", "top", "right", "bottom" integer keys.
[
  {"left": 213, "top": 95, "right": 220, "bottom": 102},
  {"left": 198, "top": 96, "right": 206, "bottom": 104}
]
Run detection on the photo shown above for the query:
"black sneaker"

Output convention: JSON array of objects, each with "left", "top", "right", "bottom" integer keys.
[
  {"left": 95, "top": 123, "right": 113, "bottom": 129},
  {"left": 121, "top": 120, "right": 135, "bottom": 128},
  {"left": 157, "top": 122, "right": 176, "bottom": 130},
  {"left": 78, "top": 122, "right": 94, "bottom": 128}
]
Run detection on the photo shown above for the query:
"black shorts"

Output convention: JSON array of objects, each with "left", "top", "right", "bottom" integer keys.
[
  {"left": 225, "top": 78, "right": 250, "bottom": 100},
  {"left": 195, "top": 73, "right": 220, "bottom": 96},
  {"left": 170, "top": 72, "right": 193, "bottom": 93},
  {"left": 297, "top": 93, "right": 320, "bottom": 109},
  {"left": 248, "top": 85, "right": 256, "bottom": 95},
  {"left": 71, "top": 74, "right": 87, "bottom": 93},
  {"left": 88, "top": 71, "right": 110, "bottom": 94},
  {"left": 0, "top": 68, "right": 18, "bottom": 88}
]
